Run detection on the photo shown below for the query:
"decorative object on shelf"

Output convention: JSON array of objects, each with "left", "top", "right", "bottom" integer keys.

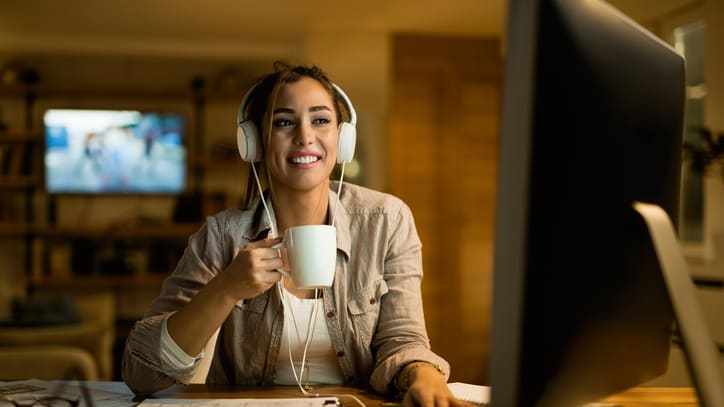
[
  {"left": 682, "top": 126, "right": 724, "bottom": 261},
  {"left": 2, "top": 296, "right": 80, "bottom": 327},
  {"left": 0, "top": 59, "right": 35, "bottom": 88},
  {"left": 212, "top": 65, "right": 253, "bottom": 95},
  {"left": 682, "top": 126, "right": 724, "bottom": 178},
  {"left": 0, "top": 106, "right": 8, "bottom": 132},
  {"left": 19, "top": 67, "right": 40, "bottom": 131}
]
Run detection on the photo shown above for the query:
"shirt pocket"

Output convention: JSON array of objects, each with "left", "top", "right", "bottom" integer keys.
[
  {"left": 232, "top": 297, "right": 266, "bottom": 338},
  {"left": 347, "top": 279, "right": 389, "bottom": 345}
]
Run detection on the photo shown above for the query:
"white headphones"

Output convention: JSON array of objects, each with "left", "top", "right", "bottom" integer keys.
[{"left": 236, "top": 81, "right": 357, "bottom": 163}]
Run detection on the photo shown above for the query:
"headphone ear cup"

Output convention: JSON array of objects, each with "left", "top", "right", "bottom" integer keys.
[
  {"left": 237, "top": 120, "right": 261, "bottom": 162},
  {"left": 337, "top": 122, "right": 357, "bottom": 164}
]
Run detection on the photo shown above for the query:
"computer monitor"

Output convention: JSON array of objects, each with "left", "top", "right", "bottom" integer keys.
[{"left": 489, "top": 0, "right": 688, "bottom": 405}]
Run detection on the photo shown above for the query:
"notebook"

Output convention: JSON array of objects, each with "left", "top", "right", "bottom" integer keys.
[{"left": 448, "top": 382, "right": 490, "bottom": 406}]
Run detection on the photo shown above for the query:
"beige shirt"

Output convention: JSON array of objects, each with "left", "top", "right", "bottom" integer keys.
[{"left": 122, "top": 182, "right": 450, "bottom": 395}]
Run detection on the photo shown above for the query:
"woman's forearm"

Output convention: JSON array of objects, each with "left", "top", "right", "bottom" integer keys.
[{"left": 166, "top": 273, "right": 238, "bottom": 356}]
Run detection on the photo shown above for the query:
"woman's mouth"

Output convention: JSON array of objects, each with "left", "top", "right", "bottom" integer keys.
[{"left": 288, "top": 155, "right": 320, "bottom": 165}]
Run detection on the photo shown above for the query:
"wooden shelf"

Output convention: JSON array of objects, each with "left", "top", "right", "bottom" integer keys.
[
  {"left": 0, "top": 130, "right": 43, "bottom": 142},
  {"left": 0, "top": 175, "right": 41, "bottom": 188},
  {"left": 36, "top": 223, "right": 202, "bottom": 238},
  {"left": 0, "top": 222, "right": 33, "bottom": 236},
  {"left": 28, "top": 274, "right": 167, "bottom": 289},
  {"left": 1, "top": 222, "right": 202, "bottom": 238},
  {"left": 0, "top": 85, "right": 247, "bottom": 102}
]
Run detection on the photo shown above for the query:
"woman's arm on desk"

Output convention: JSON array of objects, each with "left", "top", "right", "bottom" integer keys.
[{"left": 123, "top": 218, "right": 282, "bottom": 395}]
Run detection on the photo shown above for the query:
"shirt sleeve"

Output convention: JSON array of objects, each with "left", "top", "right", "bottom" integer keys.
[
  {"left": 160, "top": 316, "right": 202, "bottom": 369},
  {"left": 368, "top": 198, "right": 451, "bottom": 393},
  {"left": 122, "top": 217, "right": 224, "bottom": 395}
]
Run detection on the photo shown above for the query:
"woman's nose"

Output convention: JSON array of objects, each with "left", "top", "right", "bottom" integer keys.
[{"left": 294, "top": 123, "right": 314, "bottom": 145}]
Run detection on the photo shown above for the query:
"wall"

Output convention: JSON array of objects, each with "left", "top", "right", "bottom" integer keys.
[
  {"left": 302, "top": 32, "right": 391, "bottom": 191},
  {"left": 705, "top": 0, "right": 723, "bottom": 129}
]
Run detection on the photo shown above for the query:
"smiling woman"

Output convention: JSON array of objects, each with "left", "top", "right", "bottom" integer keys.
[{"left": 121, "top": 62, "right": 468, "bottom": 407}]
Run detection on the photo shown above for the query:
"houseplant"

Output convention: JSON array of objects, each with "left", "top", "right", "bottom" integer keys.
[
  {"left": 682, "top": 126, "right": 724, "bottom": 177},
  {"left": 682, "top": 126, "right": 724, "bottom": 260}
]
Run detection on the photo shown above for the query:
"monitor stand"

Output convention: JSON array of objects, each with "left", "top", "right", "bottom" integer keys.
[{"left": 633, "top": 201, "right": 724, "bottom": 407}]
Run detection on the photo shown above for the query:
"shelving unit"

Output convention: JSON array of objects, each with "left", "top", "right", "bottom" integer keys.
[
  {"left": 0, "top": 60, "right": 253, "bottom": 380},
  {"left": 0, "top": 130, "right": 43, "bottom": 220},
  {"left": 0, "top": 87, "right": 44, "bottom": 300},
  {"left": 0, "top": 73, "right": 243, "bottom": 295},
  {"left": 28, "top": 222, "right": 200, "bottom": 285}
]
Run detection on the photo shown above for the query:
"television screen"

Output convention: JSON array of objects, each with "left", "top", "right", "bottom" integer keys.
[{"left": 43, "top": 109, "right": 186, "bottom": 194}]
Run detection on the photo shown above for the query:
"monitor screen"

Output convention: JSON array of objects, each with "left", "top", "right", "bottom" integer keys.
[
  {"left": 489, "top": 0, "right": 685, "bottom": 405},
  {"left": 43, "top": 109, "right": 187, "bottom": 194}
]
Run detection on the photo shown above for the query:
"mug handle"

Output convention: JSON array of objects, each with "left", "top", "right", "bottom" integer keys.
[{"left": 271, "top": 242, "right": 291, "bottom": 278}]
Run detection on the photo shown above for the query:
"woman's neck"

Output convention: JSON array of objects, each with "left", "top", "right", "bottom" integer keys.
[{"left": 271, "top": 181, "right": 330, "bottom": 232}]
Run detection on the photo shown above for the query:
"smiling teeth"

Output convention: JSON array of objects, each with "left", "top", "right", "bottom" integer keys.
[{"left": 290, "top": 156, "right": 319, "bottom": 164}]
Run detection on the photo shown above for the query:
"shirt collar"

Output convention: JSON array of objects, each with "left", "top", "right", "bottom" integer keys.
[
  {"left": 329, "top": 182, "right": 352, "bottom": 259},
  {"left": 244, "top": 184, "right": 352, "bottom": 259}
]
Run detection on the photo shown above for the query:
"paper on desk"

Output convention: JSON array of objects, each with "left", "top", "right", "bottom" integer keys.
[
  {"left": 138, "top": 398, "right": 339, "bottom": 407},
  {"left": 0, "top": 379, "right": 129, "bottom": 401},
  {"left": 448, "top": 382, "right": 490, "bottom": 406}
]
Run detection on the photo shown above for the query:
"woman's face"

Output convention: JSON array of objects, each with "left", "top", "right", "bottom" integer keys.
[{"left": 265, "top": 77, "right": 339, "bottom": 194}]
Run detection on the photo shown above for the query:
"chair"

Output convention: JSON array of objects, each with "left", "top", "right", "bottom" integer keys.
[
  {"left": 0, "top": 292, "right": 115, "bottom": 380},
  {"left": 0, "top": 345, "right": 98, "bottom": 380}
]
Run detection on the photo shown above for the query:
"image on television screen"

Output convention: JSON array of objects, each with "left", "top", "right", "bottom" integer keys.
[{"left": 43, "top": 109, "right": 186, "bottom": 194}]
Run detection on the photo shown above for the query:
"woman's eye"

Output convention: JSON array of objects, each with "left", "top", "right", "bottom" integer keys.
[
  {"left": 312, "top": 117, "right": 331, "bottom": 125},
  {"left": 273, "top": 118, "right": 294, "bottom": 127}
]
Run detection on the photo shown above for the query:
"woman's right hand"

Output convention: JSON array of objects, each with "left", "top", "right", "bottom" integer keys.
[
  {"left": 166, "top": 237, "right": 285, "bottom": 357},
  {"left": 218, "top": 237, "right": 285, "bottom": 301}
]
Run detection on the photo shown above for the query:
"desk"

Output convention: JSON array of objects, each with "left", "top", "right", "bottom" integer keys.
[
  {"left": 49, "top": 382, "right": 703, "bottom": 407},
  {"left": 160, "top": 384, "right": 698, "bottom": 406},
  {"left": 598, "top": 387, "right": 698, "bottom": 406},
  {"left": 153, "top": 384, "right": 389, "bottom": 405}
]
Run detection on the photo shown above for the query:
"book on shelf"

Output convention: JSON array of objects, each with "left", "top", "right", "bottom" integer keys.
[
  {"left": 0, "top": 144, "right": 26, "bottom": 176},
  {"left": 0, "top": 130, "right": 39, "bottom": 176},
  {"left": 9, "top": 144, "right": 26, "bottom": 176},
  {"left": 0, "top": 144, "right": 9, "bottom": 175}
]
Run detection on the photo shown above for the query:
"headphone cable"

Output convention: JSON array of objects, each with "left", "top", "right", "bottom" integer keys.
[
  {"left": 251, "top": 162, "right": 277, "bottom": 238},
  {"left": 276, "top": 281, "right": 364, "bottom": 407},
  {"left": 331, "top": 161, "right": 346, "bottom": 228}
]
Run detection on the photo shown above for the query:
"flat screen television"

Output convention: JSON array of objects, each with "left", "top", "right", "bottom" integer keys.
[{"left": 43, "top": 109, "right": 186, "bottom": 194}]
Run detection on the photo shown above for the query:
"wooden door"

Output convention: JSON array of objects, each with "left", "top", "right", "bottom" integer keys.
[{"left": 389, "top": 34, "right": 502, "bottom": 384}]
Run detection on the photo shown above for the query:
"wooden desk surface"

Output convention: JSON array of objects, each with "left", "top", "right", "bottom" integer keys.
[
  {"left": 598, "top": 386, "right": 699, "bottom": 406},
  {"left": 81, "top": 381, "right": 698, "bottom": 406},
  {"left": 148, "top": 383, "right": 699, "bottom": 406},
  {"left": 154, "top": 383, "right": 389, "bottom": 405}
]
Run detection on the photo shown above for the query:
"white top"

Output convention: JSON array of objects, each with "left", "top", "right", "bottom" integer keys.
[
  {"left": 157, "top": 285, "right": 345, "bottom": 386},
  {"left": 274, "top": 284, "right": 345, "bottom": 385}
]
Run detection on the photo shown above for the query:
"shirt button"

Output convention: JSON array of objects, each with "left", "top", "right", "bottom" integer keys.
[
  {"left": 369, "top": 298, "right": 376, "bottom": 305},
  {"left": 336, "top": 351, "right": 345, "bottom": 357},
  {"left": 326, "top": 311, "right": 336, "bottom": 318}
]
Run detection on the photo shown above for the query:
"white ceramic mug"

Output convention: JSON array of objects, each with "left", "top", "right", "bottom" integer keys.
[{"left": 273, "top": 225, "right": 337, "bottom": 289}]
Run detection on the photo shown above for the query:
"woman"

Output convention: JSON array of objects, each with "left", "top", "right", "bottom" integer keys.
[{"left": 122, "top": 62, "right": 467, "bottom": 406}]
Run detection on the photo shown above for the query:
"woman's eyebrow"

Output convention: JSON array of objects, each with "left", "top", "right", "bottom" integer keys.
[
  {"left": 272, "top": 107, "right": 294, "bottom": 114},
  {"left": 309, "top": 105, "right": 332, "bottom": 113},
  {"left": 272, "top": 105, "right": 332, "bottom": 114}
]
